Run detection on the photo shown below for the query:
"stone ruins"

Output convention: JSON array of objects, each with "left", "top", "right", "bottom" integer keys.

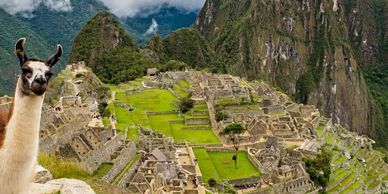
[{"left": 2, "top": 67, "right": 386, "bottom": 194}]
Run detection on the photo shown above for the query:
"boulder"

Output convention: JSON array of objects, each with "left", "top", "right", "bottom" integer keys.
[
  {"left": 31, "top": 178, "right": 95, "bottom": 194},
  {"left": 34, "top": 165, "right": 54, "bottom": 184}
]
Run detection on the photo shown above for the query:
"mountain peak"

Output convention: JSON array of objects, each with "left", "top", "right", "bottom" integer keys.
[{"left": 68, "top": 11, "right": 135, "bottom": 68}]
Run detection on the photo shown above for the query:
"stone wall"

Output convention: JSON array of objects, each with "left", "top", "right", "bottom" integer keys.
[
  {"left": 185, "top": 118, "right": 210, "bottom": 125},
  {"left": 147, "top": 111, "right": 176, "bottom": 115},
  {"left": 102, "top": 141, "right": 137, "bottom": 183},
  {"left": 247, "top": 151, "right": 262, "bottom": 172},
  {"left": 80, "top": 134, "right": 124, "bottom": 173},
  {"left": 190, "top": 111, "right": 208, "bottom": 116},
  {"left": 228, "top": 176, "right": 261, "bottom": 186},
  {"left": 117, "top": 159, "right": 141, "bottom": 188},
  {"left": 274, "top": 176, "right": 312, "bottom": 194},
  {"left": 40, "top": 116, "right": 88, "bottom": 155},
  {"left": 181, "top": 126, "right": 209, "bottom": 130}
]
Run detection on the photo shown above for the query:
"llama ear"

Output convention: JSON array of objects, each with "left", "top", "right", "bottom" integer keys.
[
  {"left": 47, "top": 44, "right": 62, "bottom": 67},
  {"left": 15, "top": 38, "right": 28, "bottom": 66}
]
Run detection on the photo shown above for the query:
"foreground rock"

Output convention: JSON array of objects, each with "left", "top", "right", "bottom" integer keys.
[
  {"left": 33, "top": 165, "right": 54, "bottom": 184},
  {"left": 31, "top": 178, "right": 95, "bottom": 194}
]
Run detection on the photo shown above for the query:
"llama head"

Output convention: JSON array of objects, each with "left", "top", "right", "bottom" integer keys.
[{"left": 15, "top": 38, "right": 62, "bottom": 96}]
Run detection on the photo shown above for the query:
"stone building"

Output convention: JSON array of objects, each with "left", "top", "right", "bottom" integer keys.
[
  {"left": 247, "top": 137, "right": 316, "bottom": 193},
  {"left": 124, "top": 128, "right": 205, "bottom": 194}
]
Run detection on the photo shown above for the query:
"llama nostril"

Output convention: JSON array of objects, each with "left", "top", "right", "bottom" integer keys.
[{"left": 35, "top": 77, "right": 47, "bottom": 85}]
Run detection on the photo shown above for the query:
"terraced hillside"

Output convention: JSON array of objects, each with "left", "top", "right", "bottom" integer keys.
[{"left": 317, "top": 120, "right": 388, "bottom": 194}]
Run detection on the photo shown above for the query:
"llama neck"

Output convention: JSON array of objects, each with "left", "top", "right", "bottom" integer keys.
[
  {"left": 2, "top": 78, "right": 44, "bottom": 155},
  {"left": 0, "top": 78, "right": 44, "bottom": 194}
]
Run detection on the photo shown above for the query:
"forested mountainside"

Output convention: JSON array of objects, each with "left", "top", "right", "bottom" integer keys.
[
  {"left": 68, "top": 12, "right": 154, "bottom": 84},
  {"left": 147, "top": 0, "right": 388, "bottom": 148}
]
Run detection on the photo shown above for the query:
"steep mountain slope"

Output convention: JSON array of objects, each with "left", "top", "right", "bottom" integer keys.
[
  {"left": 147, "top": 28, "right": 213, "bottom": 69},
  {"left": 0, "top": 8, "right": 52, "bottom": 95},
  {"left": 68, "top": 12, "right": 153, "bottom": 84},
  {"left": 148, "top": 0, "right": 387, "bottom": 147}
]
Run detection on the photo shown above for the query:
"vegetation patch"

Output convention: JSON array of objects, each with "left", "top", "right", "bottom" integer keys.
[
  {"left": 38, "top": 154, "right": 125, "bottom": 194},
  {"left": 303, "top": 148, "right": 332, "bottom": 189},
  {"left": 94, "top": 163, "right": 113, "bottom": 179},
  {"left": 170, "top": 124, "right": 220, "bottom": 144},
  {"left": 193, "top": 148, "right": 260, "bottom": 183},
  {"left": 109, "top": 88, "right": 177, "bottom": 140}
]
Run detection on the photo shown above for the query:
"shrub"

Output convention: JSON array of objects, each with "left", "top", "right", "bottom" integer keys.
[
  {"left": 303, "top": 148, "right": 332, "bottom": 189},
  {"left": 208, "top": 178, "right": 217, "bottom": 187},
  {"left": 179, "top": 97, "right": 194, "bottom": 113},
  {"left": 215, "top": 111, "right": 228, "bottom": 122},
  {"left": 98, "top": 102, "right": 108, "bottom": 116},
  {"left": 159, "top": 60, "right": 188, "bottom": 72}
]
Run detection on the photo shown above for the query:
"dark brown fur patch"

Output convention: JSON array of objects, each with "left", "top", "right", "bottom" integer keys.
[{"left": 0, "top": 100, "right": 14, "bottom": 148}]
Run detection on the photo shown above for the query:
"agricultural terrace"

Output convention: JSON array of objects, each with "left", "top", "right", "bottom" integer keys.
[
  {"left": 106, "top": 78, "right": 220, "bottom": 144},
  {"left": 193, "top": 148, "right": 260, "bottom": 183},
  {"left": 317, "top": 122, "right": 388, "bottom": 194}
]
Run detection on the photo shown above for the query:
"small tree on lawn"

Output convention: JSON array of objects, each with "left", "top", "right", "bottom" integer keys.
[
  {"left": 208, "top": 178, "right": 217, "bottom": 188},
  {"left": 221, "top": 123, "right": 246, "bottom": 169},
  {"left": 179, "top": 97, "right": 194, "bottom": 113}
]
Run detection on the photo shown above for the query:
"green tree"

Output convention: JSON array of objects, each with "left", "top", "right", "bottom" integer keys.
[
  {"left": 98, "top": 102, "right": 108, "bottom": 117},
  {"left": 208, "top": 178, "right": 217, "bottom": 187},
  {"left": 179, "top": 97, "right": 194, "bottom": 113},
  {"left": 215, "top": 111, "right": 228, "bottom": 122},
  {"left": 303, "top": 148, "right": 332, "bottom": 190},
  {"left": 159, "top": 60, "right": 188, "bottom": 72},
  {"left": 221, "top": 123, "right": 246, "bottom": 169}
]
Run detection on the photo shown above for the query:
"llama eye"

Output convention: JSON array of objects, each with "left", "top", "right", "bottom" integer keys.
[
  {"left": 22, "top": 69, "right": 32, "bottom": 78},
  {"left": 45, "top": 72, "right": 53, "bottom": 78}
]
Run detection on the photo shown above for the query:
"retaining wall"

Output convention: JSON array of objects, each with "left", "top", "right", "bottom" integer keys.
[{"left": 102, "top": 141, "right": 137, "bottom": 183}]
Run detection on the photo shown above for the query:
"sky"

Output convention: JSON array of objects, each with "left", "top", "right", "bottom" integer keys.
[{"left": 0, "top": 0, "right": 206, "bottom": 17}]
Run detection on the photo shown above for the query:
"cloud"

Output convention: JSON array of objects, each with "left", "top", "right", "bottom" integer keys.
[
  {"left": 0, "top": 0, "right": 72, "bottom": 15},
  {"left": 145, "top": 19, "right": 158, "bottom": 35},
  {"left": 98, "top": 0, "right": 206, "bottom": 18}
]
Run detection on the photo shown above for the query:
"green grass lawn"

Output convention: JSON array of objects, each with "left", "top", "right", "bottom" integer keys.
[
  {"left": 94, "top": 163, "right": 113, "bottom": 179},
  {"left": 38, "top": 154, "right": 125, "bottom": 194},
  {"left": 338, "top": 180, "right": 361, "bottom": 194},
  {"left": 174, "top": 80, "right": 190, "bottom": 98},
  {"left": 316, "top": 122, "right": 325, "bottom": 132},
  {"left": 193, "top": 148, "right": 260, "bottom": 183},
  {"left": 111, "top": 89, "right": 177, "bottom": 139},
  {"left": 192, "top": 103, "right": 209, "bottom": 111},
  {"left": 148, "top": 114, "right": 220, "bottom": 144},
  {"left": 102, "top": 117, "right": 110, "bottom": 127},
  {"left": 170, "top": 124, "right": 220, "bottom": 144},
  {"left": 149, "top": 114, "right": 182, "bottom": 137}
]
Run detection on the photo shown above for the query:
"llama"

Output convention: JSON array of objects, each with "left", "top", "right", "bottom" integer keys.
[{"left": 0, "top": 38, "right": 62, "bottom": 194}]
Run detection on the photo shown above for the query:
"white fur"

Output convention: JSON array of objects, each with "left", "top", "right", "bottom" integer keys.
[
  {"left": 0, "top": 78, "right": 44, "bottom": 194},
  {"left": 25, "top": 61, "right": 50, "bottom": 86}
]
